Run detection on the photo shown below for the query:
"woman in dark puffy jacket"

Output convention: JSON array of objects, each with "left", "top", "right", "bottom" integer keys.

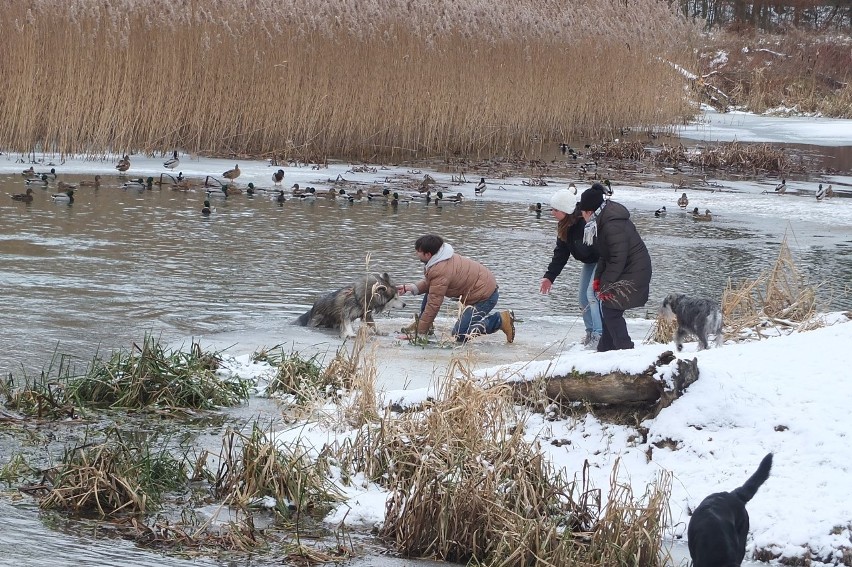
[
  {"left": 540, "top": 188, "right": 602, "bottom": 349},
  {"left": 578, "top": 183, "right": 652, "bottom": 352}
]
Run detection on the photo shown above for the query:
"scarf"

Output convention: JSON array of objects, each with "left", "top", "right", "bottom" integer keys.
[{"left": 582, "top": 201, "right": 606, "bottom": 246}]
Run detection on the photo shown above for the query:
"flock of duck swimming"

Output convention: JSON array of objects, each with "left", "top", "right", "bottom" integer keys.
[{"left": 10, "top": 153, "right": 494, "bottom": 216}]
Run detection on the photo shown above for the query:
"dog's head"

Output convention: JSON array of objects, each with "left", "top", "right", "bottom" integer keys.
[
  {"left": 659, "top": 293, "right": 683, "bottom": 321},
  {"left": 370, "top": 272, "right": 407, "bottom": 313}
]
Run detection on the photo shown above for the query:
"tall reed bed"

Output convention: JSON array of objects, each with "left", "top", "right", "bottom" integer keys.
[{"left": 0, "top": 0, "right": 699, "bottom": 159}]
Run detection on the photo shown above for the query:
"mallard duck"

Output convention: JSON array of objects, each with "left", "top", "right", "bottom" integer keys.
[
  {"left": 21, "top": 166, "right": 35, "bottom": 177},
  {"left": 655, "top": 206, "right": 667, "bottom": 217},
  {"left": 164, "top": 150, "right": 179, "bottom": 170},
  {"left": 37, "top": 167, "right": 58, "bottom": 179},
  {"left": 568, "top": 182, "right": 577, "bottom": 195},
  {"left": 677, "top": 192, "right": 689, "bottom": 209},
  {"left": 122, "top": 176, "right": 153, "bottom": 190},
  {"left": 222, "top": 164, "right": 241, "bottom": 182},
  {"left": 202, "top": 199, "right": 212, "bottom": 216},
  {"left": 603, "top": 179, "right": 613, "bottom": 197},
  {"left": 291, "top": 184, "right": 316, "bottom": 200},
  {"left": 367, "top": 188, "right": 390, "bottom": 201},
  {"left": 320, "top": 187, "right": 343, "bottom": 199},
  {"left": 816, "top": 183, "right": 826, "bottom": 201},
  {"left": 78, "top": 175, "right": 101, "bottom": 188},
  {"left": 276, "top": 189, "right": 287, "bottom": 204},
  {"left": 57, "top": 181, "right": 77, "bottom": 192},
  {"left": 774, "top": 178, "right": 786, "bottom": 194},
  {"left": 272, "top": 169, "right": 285, "bottom": 185},
  {"left": 391, "top": 192, "right": 412, "bottom": 205},
  {"left": 26, "top": 174, "right": 49, "bottom": 186},
  {"left": 528, "top": 202, "right": 542, "bottom": 213},
  {"left": 347, "top": 188, "right": 367, "bottom": 203},
  {"left": 435, "top": 191, "right": 463, "bottom": 204},
  {"left": 475, "top": 177, "right": 486, "bottom": 196},
  {"left": 825, "top": 184, "right": 835, "bottom": 199},
  {"left": 116, "top": 155, "right": 131, "bottom": 174},
  {"left": 11, "top": 188, "right": 34, "bottom": 202},
  {"left": 224, "top": 184, "right": 242, "bottom": 195},
  {"left": 409, "top": 189, "right": 431, "bottom": 203},
  {"left": 692, "top": 208, "right": 712, "bottom": 221},
  {"left": 51, "top": 189, "right": 74, "bottom": 203}
]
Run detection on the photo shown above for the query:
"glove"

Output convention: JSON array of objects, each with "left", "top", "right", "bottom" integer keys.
[{"left": 592, "top": 279, "right": 601, "bottom": 293}]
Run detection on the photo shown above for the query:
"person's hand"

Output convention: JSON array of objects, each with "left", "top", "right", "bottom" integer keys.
[
  {"left": 540, "top": 278, "right": 552, "bottom": 294},
  {"left": 598, "top": 291, "right": 614, "bottom": 302},
  {"left": 397, "top": 283, "right": 416, "bottom": 296},
  {"left": 593, "top": 279, "right": 601, "bottom": 293}
]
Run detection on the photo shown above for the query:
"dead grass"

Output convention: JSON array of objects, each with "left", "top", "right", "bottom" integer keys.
[
  {"left": 653, "top": 141, "right": 797, "bottom": 174},
  {"left": 698, "top": 29, "right": 852, "bottom": 117},
  {"left": 332, "top": 369, "right": 670, "bottom": 565},
  {"left": 0, "top": 0, "right": 698, "bottom": 159}
]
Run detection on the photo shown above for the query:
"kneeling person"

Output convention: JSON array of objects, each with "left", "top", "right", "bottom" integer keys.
[{"left": 398, "top": 234, "right": 515, "bottom": 343}]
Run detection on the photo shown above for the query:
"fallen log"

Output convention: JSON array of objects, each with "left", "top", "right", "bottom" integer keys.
[{"left": 511, "top": 351, "right": 699, "bottom": 410}]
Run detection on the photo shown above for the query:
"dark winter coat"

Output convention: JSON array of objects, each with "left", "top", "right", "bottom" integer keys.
[
  {"left": 593, "top": 201, "right": 652, "bottom": 310},
  {"left": 543, "top": 215, "right": 599, "bottom": 283}
]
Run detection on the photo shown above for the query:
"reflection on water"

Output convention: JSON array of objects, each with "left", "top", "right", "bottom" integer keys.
[{"left": 1, "top": 173, "right": 850, "bottom": 378}]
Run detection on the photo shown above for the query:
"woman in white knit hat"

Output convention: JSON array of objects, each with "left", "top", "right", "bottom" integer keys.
[{"left": 539, "top": 186, "right": 603, "bottom": 349}]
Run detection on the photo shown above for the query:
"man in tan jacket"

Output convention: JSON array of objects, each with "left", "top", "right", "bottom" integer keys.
[{"left": 398, "top": 234, "right": 515, "bottom": 343}]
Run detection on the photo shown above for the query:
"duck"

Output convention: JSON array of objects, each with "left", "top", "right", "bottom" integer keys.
[
  {"left": 816, "top": 183, "right": 826, "bottom": 201},
  {"left": 367, "top": 188, "right": 391, "bottom": 201},
  {"left": 391, "top": 192, "right": 412, "bottom": 205},
  {"left": 78, "top": 175, "right": 102, "bottom": 188},
  {"left": 122, "top": 176, "right": 154, "bottom": 190},
  {"left": 272, "top": 169, "right": 285, "bottom": 186},
  {"left": 677, "top": 192, "right": 689, "bottom": 209},
  {"left": 409, "top": 189, "right": 432, "bottom": 203},
  {"left": 224, "top": 184, "right": 242, "bottom": 195},
  {"left": 246, "top": 182, "right": 259, "bottom": 196},
  {"left": 346, "top": 188, "right": 368, "bottom": 203},
  {"left": 320, "top": 187, "right": 343, "bottom": 199},
  {"left": 26, "top": 173, "right": 50, "bottom": 186},
  {"left": 528, "top": 202, "right": 542, "bottom": 213},
  {"left": 57, "top": 181, "right": 77, "bottom": 192},
  {"left": 435, "top": 191, "right": 464, "bottom": 204},
  {"left": 603, "top": 178, "right": 613, "bottom": 197},
  {"left": 11, "top": 188, "right": 34, "bottom": 202},
  {"left": 116, "top": 155, "right": 131, "bottom": 174},
  {"left": 475, "top": 177, "right": 486, "bottom": 196},
  {"left": 692, "top": 207, "right": 712, "bottom": 221},
  {"left": 774, "top": 178, "right": 786, "bottom": 194},
  {"left": 222, "top": 164, "right": 241, "bottom": 183},
  {"left": 291, "top": 184, "right": 316, "bottom": 200},
  {"left": 568, "top": 182, "right": 577, "bottom": 195},
  {"left": 201, "top": 200, "right": 212, "bottom": 216},
  {"left": 38, "top": 167, "right": 58, "bottom": 180},
  {"left": 655, "top": 206, "right": 667, "bottom": 217},
  {"left": 276, "top": 190, "right": 287, "bottom": 204},
  {"left": 164, "top": 150, "right": 180, "bottom": 170},
  {"left": 825, "top": 184, "right": 835, "bottom": 199},
  {"left": 21, "top": 166, "right": 35, "bottom": 177},
  {"left": 51, "top": 189, "right": 74, "bottom": 204}
]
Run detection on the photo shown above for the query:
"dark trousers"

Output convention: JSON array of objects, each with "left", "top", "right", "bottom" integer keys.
[{"left": 598, "top": 305, "right": 635, "bottom": 352}]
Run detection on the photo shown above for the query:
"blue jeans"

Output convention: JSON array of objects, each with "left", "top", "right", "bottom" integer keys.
[
  {"left": 420, "top": 289, "right": 502, "bottom": 343},
  {"left": 579, "top": 262, "right": 603, "bottom": 336}
]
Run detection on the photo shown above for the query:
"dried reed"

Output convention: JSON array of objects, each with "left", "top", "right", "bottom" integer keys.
[
  {"left": 0, "top": 0, "right": 698, "bottom": 159},
  {"left": 41, "top": 429, "right": 187, "bottom": 516}
]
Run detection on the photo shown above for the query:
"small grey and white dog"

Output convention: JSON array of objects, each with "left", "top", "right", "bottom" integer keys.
[
  {"left": 295, "top": 272, "right": 406, "bottom": 338},
  {"left": 660, "top": 293, "right": 724, "bottom": 351}
]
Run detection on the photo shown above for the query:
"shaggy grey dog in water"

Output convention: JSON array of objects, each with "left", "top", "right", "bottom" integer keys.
[
  {"left": 659, "top": 293, "right": 724, "bottom": 351},
  {"left": 295, "top": 272, "right": 406, "bottom": 338}
]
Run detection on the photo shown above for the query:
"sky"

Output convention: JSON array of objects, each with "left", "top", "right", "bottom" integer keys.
[{"left": 3, "top": 111, "right": 852, "bottom": 565}]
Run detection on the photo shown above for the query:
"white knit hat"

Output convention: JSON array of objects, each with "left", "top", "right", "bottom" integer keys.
[{"left": 549, "top": 188, "right": 576, "bottom": 213}]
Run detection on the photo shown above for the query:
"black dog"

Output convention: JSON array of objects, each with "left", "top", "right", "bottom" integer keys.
[{"left": 688, "top": 453, "right": 773, "bottom": 567}]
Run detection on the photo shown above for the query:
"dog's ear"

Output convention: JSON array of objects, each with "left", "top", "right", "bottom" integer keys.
[{"left": 381, "top": 272, "right": 391, "bottom": 284}]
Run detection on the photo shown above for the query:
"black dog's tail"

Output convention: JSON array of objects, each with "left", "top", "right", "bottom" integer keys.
[{"left": 733, "top": 453, "right": 773, "bottom": 504}]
